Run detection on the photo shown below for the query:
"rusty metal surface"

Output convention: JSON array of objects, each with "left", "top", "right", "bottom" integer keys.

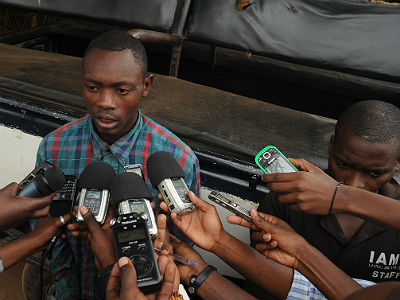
[{"left": 0, "top": 43, "right": 335, "bottom": 167}]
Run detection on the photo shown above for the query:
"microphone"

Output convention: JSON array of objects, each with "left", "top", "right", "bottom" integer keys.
[
  {"left": 109, "top": 172, "right": 162, "bottom": 293},
  {"left": 75, "top": 161, "right": 116, "bottom": 225},
  {"left": 18, "top": 166, "right": 65, "bottom": 197},
  {"left": 111, "top": 172, "right": 157, "bottom": 237},
  {"left": 146, "top": 151, "right": 194, "bottom": 214}
]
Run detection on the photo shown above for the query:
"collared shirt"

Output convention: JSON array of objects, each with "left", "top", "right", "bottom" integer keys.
[
  {"left": 287, "top": 270, "right": 374, "bottom": 300},
  {"left": 36, "top": 111, "right": 200, "bottom": 300},
  {"left": 257, "top": 182, "right": 400, "bottom": 283}
]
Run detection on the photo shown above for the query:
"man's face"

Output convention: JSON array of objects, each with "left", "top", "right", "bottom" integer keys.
[
  {"left": 329, "top": 126, "right": 400, "bottom": 193},
  {"left": 82, "top": 48, "right": 152, "bottom": 144}
]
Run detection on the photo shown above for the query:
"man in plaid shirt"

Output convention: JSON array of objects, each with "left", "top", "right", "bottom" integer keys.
[{"left": 35, "top": 30, "right": 200, "bottom": 299}]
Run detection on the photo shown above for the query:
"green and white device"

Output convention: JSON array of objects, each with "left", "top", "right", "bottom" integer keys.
[{"left": 255, "top": 145, "right": 298, "bottom": 174}]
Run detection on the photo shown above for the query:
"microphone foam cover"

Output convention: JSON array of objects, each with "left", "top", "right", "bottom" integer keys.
[
  {"left": 38, "top": 167, "right": 66, "bottom": 193},
  {"left": 77, "top": 162, "right": 116, "bottom": 190},
  {"left": 146, "top": 151, "right": 185, "bottom": 187},
  {"left": 111, "top": 173, "right": 153, "bottom": 207}
]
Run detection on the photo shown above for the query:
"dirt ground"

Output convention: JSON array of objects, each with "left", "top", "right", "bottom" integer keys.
[{"left": 0, "top": 261, "right": 25, "bottom": 299}]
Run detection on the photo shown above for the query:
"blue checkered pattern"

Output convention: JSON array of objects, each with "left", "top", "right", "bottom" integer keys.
[{"left": 36, "top": 111, "right": 200, "bottom": 300}]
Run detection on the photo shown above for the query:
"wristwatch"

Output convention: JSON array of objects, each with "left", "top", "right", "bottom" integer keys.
[{"left": 187, "top": 265, "right": 217, "bottom": 295}]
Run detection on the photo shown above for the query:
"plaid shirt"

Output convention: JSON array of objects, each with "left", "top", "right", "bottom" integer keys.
[
  {"left": 287, "top": 270, "right": 375, "bottom": 300},
  {"left": 36, "top": 111, "right": 200, "bottom": 300}
]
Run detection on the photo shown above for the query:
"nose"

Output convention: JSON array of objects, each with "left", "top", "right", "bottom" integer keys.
[
  {"left": 343, "top": 171, "right": 367, "bottom": 190},
  {"left": 96, "top": 89, "right": 116, "bottom": 110}
]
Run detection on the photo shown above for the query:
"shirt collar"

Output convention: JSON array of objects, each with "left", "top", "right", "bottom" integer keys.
[{"left": 89, "top": 111, "right": 143, "bottom": 165}]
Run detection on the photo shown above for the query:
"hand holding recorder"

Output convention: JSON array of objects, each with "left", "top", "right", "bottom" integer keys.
[
  {"left": 106, "top": 256, "right": 178, "bottom": 300},
  {"left": 262, "top": 158, "right": 340, "bottom": 215},
  {"left": 160, "top": 191, "right": 226, "bottom": 252}
]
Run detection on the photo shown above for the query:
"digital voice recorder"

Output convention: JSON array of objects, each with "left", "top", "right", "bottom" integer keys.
[
  {"left": 208, "top": 191, "right": 252, "bottom": 222},
  {"left": 76, "top": 162, "right": 116, "bottom": 225},
  {"left": 110, "top": 213, "right": 162, "bottom": 293},
  {"left": 111, "top": 172, "right": 158, "bottom": 238},
  {"left": 147, "top": 151, "right": 195, "bottom": 214}
]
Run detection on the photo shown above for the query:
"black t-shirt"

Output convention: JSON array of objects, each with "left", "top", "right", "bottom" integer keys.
[{"left": 256, "top": 181, "right": 400, "bottom": 283}]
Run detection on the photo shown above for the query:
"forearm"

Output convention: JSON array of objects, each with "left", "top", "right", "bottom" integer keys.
[
  {"left": 335, "top": 185, "right": 400, "bottom": 230},
  {"left": 0, "top": 235, "right": 42, "bottom": 270},
  {"left": 296, "top": 242, "right": 361, "bottom": 299},
  {"left": 213, "top": 232, "right": 293, "bottom": 299},
  {"left": 196, "top": 270, "right": 256, "bottom": 300}
]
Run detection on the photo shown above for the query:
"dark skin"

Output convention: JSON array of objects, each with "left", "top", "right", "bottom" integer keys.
[
  {"left": 0, "top": 182, "right": 55, "bottom": 231},
  {"left": 82, "top": 48, "right": 153, "bottom": 145},
  {"left": 329, "top": 126, "right": 400, "bottom": 240},
  {"left": 261, "top": 125, "right": 400, "bottom": 239}
]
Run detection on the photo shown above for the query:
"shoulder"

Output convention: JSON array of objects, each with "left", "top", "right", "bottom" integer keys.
[
  {"left": 40, "top": 116, "right": 91, "bottom": 144},
  {"left": 141, "top": 115, "right": 197, "bottom": 165}
]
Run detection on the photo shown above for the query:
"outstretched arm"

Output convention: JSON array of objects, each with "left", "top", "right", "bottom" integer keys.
[
  {"left": 0, "top": 182, "right": 55, "bottom": 230},
  {"left": 161, "top": 191, "right": 293, "bottom": 299},
  {"left": 0, "top": 212, "right": 72, "bottom": 271},
  {"left": 170, "top": 234, "right": 256, "bottom": 300},
  {"left": 262, "top": 158, "right": 400, "bottom": 231},
  {"left": 228, "top": 209, "right": 363, "bottom": 299}
]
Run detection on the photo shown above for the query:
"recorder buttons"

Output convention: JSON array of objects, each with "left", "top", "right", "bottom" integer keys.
[{"left": 132, "top": 255, "right": 153, "bottom": 278}]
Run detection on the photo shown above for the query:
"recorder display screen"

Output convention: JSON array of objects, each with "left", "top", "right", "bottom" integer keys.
[{"left": 118, "top": 228, "right": 146, "bottom": 243}]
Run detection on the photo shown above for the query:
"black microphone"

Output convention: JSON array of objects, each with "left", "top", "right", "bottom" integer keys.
[
  {"left": 146, "top": 151, "right": 194, "bottom": 214},
  {"left": 75, "top": 161, "right": 116, "bottom": 224},
  {"left": 111, "top": 172, "right": 157, "bottom": 236},
  {"left": 18, "top": 166, "right": 65, "bottom": 197}
]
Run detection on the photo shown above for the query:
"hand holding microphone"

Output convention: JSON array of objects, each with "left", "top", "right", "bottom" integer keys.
[
  {"left": 0, "top": 162, "right": 65, "bottom": 230},
  {"left": 147, "top": 151, "right": 194, "bottom": 214}
]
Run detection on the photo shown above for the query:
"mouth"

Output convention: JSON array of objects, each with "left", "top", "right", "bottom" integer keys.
[{"left": 94, "top": 115, "right": 118, "bottom": 130}]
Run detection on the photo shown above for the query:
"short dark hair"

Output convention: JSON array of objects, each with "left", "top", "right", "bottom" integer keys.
[
  {"left": 83, "top": 30, "right": 148, "bottom": 77},
  {"left": 335, "top": 100, "right": 400, "bottom": 146}
]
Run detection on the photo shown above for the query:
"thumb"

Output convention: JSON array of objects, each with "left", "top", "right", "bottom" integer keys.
[
  {"left": 80, "top": 206, "right": 101, "bottom": 234},
  {"left": 187, "top": 191, "right": 212, "bottom": 211},
  {"left": 4, "top": 182, "right": 20, "bottom": 196},
  {"left": 118, "top": 257, "right": 144, "bottom": 299},
  {"left": 250, "top": 209, "right": 276, "bottom": 233}
]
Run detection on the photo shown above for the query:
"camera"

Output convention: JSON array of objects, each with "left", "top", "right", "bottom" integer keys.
[
  {"left": 255, "top": 145, "right": 298, "bottom": 174},
  {"left": 110, "top": 213, "right": 161, "bottom": 293}
]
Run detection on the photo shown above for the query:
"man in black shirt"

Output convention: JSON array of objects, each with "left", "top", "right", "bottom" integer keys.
[{"left": 256, "top": 100, "right": 400, "bottom": 282}]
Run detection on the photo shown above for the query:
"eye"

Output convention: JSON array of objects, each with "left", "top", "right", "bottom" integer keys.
[
  {"left": 86, "top": 84, "right": 99, "bottom": 92},
  {"left": 336, "top": 159, "right": 349, "bottom": 169},
  {"left": 117, "top": 88, "right": 130, "bottom": 95},
  {"left": 368, "top": 170, "right": 384, "bottom": 178}
]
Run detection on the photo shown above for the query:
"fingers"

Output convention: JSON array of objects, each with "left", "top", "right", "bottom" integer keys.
[
  {"left": 25, "top": 193, "right": 55, "bottom": 212},
  {"left": 288, "top": 158, "right": 324, "bottom": 174},
  {"left": 55, "top": 212, "right": 73, "bottom": 228},
  {"left": 80, "top": 206, "right": 101, "bottom": 234},
  {"left": 261, "top": 172, "right": 299, "bottom": 184},
  {"left": 250, "top": 209, "right": 278, "bottom": 233},
  {"left": 157, "top": 261, "right": 177, "bottom": 300},
  {"left": 159, "top": 201, "right": 169, "bottom": 213},
  {"left": 226, "top": 215, "right": 259, "bottom": 230},
  {"left": 118, "top": 257, "right": 145, "bottom": 300},
  {"left": 3, "top": 182, "right": 20, "bottom": 196},
  {"left": 187, "top": 191, "right": 210, "bottom": 211},
  {"left": 106, "top": 262, "right": 121, "bottom": 300}
]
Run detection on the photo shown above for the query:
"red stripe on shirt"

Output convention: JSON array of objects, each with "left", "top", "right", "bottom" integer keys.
[
  {"left": 142, "top": 132, "right": 152, "bottom": 182},
  {"left": 143, "top": 116, "right": 191, "bottom": 158},
  {"left": 49, "top": 115, "right": 90, "bottom": 136},
  {"left": 85, "top": 136, "right": 93, "bottom": 166},
  {"left": 195, "top": 158, "right": 200, "bottom": 195},
  {"left": 52, "top": 130, "right": 60, "bottom": 167}
]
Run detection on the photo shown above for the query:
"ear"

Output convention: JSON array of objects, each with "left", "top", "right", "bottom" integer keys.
[
  {"left": 142, "top": 73, "right": 154, "bottom": 97},
  {"left": 328, "top": 135, "right": 335, "bottom": 156}
]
